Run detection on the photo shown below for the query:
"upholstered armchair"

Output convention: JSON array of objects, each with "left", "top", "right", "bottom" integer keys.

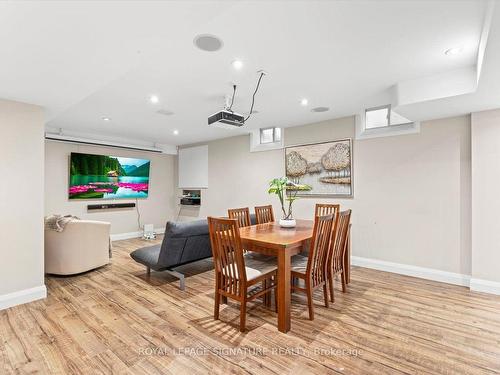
[{"left": 45, "top": 220, "right": 111, "bottom": 275}]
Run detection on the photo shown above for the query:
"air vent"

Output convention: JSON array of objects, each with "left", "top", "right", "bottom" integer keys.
[{"left": 156, "top": 109, "right": 175, "bottom": 116}]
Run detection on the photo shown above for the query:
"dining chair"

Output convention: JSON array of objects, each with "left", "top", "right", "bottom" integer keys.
[
  {"left": 255, "top": 205, "right": 275, "bottom": 224},
  {"left": 208, "top": 217, "right": 277, "bottom": 332},
  {"left": 290, "top": 214, "right": 335, "bottom": 320},
  {"left": 315, "top": 203, "right": 340, "bottom": 217},
  {"left": 327, "top": 209, "right": 352, "bottom": 302},
  {"left": 228, "top": 207, "right": 251, "bottom": 228}
]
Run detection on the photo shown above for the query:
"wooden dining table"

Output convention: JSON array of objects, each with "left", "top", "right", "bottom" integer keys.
[{"left": 239, "top": 219, "right": 351, "bottom": 333}]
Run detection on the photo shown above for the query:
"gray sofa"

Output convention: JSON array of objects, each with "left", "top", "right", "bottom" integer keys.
[{"left": 130, "top": 215, "right": 257, "bottom": 290}]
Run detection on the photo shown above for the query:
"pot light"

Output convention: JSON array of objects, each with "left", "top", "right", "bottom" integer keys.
[
  {"left": 232, "top": 59, "right": 243, "bottom": 70},
  {"left": 150, "top": 95, "right": 159, "bottom": 104},
  {"left": 101, "top": 117, "right": 111, "bottom": 121},
  {"left": 445, "top": 46, "right": 463, "bottom": 56},
  {"left": 173, "top": 130, "right": 179, "bottom": 135},
  {"left": 300, "top": 98, "right": 309, "bottom": 106}
]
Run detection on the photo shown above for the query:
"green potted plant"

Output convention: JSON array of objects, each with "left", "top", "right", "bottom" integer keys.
[{"left": 268, "top": 177, "right": 312, "bottom": 227}]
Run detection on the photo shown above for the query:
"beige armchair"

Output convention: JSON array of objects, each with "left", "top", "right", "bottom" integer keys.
[{"left": 45, "top": 220, "right": 111, "bottom": 275}]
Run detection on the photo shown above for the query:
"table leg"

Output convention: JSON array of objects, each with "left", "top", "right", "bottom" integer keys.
[{"left": 277, "top": 249, "right": 291, "bottom": 333}]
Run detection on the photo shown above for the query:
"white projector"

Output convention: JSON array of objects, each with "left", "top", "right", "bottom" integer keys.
[{"left": 208, "top": 110, "right": 244, "bottom": 129}]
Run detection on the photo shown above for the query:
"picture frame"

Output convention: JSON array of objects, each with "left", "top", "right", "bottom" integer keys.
[{"left": 284, "top": 138, "right": 353, "bottom": 197}]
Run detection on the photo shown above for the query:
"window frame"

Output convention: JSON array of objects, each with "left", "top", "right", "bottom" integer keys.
[{"left": 260, "top": 127, "right": 281, "bottom": 144}]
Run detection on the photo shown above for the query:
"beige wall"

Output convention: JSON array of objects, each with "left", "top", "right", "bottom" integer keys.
[
  {"left": 45, "top": 141, "right": 176, "bottom": 235},
  {"left": 179, "top": 115, "right": 472, "bottom": 276},
  {"left": 0, "top": 100, "right": 45, "bottom": 296},
  {"left": 471, "top": 108, "right": 500, "bottom": 283}
]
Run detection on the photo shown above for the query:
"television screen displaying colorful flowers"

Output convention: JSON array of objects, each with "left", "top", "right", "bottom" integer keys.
[{"left": 69, "top": 153, "right": 150, "bottom": 200}]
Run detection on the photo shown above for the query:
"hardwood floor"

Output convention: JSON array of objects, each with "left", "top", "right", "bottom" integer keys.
[{"left": 1, "top": 236, "right": 500, "bottom": 374}]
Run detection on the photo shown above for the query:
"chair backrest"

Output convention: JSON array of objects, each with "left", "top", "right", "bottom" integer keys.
[
  {"left": 329, "top": 209, "right": 352, "bottom": 274},
  {"left": 228, "top": 207, "right": 251, "bottom": 228},
  {"left": 306, "top": 214, "right": 335, "bottom": 287},
  {"left": 208, "top": 217, "right": 247, "bottom": 298},
  {"left": 255, "top": 205, "right": 275, "bottom": 224},
  {"left": 315, "top": 203, "right": 340, "bottom": 218}
]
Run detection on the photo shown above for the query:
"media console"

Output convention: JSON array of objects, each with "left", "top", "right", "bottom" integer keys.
[{"left": 87, "top": 203, "right": 136, "bottom": 210}]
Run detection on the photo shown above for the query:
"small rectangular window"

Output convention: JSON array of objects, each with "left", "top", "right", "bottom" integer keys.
[
  {"left": 365, "top": 105, "right": 412, "bottom": 130},
  {"left": 365, "top": 105, "right": 390, "bottom": 129},
  {"left": 260, "top": 127, "right": 281, "bottom": 144}
]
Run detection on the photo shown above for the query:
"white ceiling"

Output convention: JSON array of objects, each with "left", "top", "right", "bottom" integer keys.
[{"left": 1, "top": 0, "right": 498, "bottom": 147}]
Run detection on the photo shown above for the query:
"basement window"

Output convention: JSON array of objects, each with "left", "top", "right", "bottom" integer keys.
[
  {"left": 260, "top": 127, "right": 281, "bottom": 144},
  {"left": 365, "top": 104, "right": 412, "bottom": 129},
  {"left": 356, "top": 105, "right": 419, "bottom": 140}
]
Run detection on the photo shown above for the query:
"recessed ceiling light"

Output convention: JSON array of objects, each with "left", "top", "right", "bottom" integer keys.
[
  {"left": 300, "top": 98, "right": 309, "bottom": 106},
  {"left": 232, "top": 59, "right": 243, "bottom": 70},
  {"left": 193, "top": 34, "right": 223, "bottom": 52},
  {"left": 173, "top": 130, "right": 179, "bottom": 135},
  {"left": 445, "top": 46, "right": 463, "bottom": 56},
  {"left": 101, "top": 117, "right": 111, "bottom": 121},
  {"left": 311, "top": 106, "right": 330, "bottom": 113},
  {"left": 150, "top": 95, "right": 159, "bottom": 104}
]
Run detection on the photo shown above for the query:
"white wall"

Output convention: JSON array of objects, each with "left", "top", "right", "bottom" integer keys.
[
  {"left": 178, "top": 115, "right": 472, "bottom": 279},
  {"left": 471, "top": 108, "right": 500, "bottom": 291},
  {"left": 0, "top": 99, "right": 46, "bottom": 309},
  {"left": 45, "top": 141, "right": 176, "bottom": 236}
]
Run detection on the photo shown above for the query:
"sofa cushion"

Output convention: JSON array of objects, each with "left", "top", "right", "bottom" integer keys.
[
  {"left": 157, "top": 219, "right": 211, "bottom": 268},
  {"left": 130, "top": 245, "right": 162, "bottom": 270},
  {"left": 164, "top": 219, "right": 209, "bottom": 237}
]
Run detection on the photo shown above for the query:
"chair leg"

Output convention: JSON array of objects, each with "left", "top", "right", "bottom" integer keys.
[
  {"left": 262, "top": 279, "right": 269, "bottom": 307},
  {"left": 329, "top": 274, "right": 335, "bottom": 303},
  {"left": 306, "top": 282, "right": 314, "bottom": 321},
  {"left": 240, "top": 300, "right": 247, "bottom": 332},
  {"left": 274, "top": 288, "right": 278, "bottom": 313},
  {"left": 146, "top": 266, "right": 151, "bottom": 275},
  {"left": 214, "top": 290, "right": 220, "bottom": 320},
  {"left": 341, "top": 271, "right": 347, "bottom": 293},
  {"left": 323, "top": 284, "right": 329, "bottom": 308}
]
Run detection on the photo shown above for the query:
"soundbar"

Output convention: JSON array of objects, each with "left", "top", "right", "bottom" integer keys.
[{"left": 88, "top": 203, "right": 136, "bottom": 210}]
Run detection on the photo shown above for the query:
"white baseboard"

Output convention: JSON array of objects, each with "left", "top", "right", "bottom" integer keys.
[
  {"left": 0, "top": 285, "right": 47, "bottom": 311},
  {"left": 469, "top": 278, "right": 500, "bottom": 296},
  {"left": 351, "top": 256, "right": 471, "bottom": 287},
  {"left": 111, "top": 228, "right": 165, "bottom": 241}
]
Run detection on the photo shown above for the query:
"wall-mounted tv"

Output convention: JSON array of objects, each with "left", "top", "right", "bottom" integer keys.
[{"left": 69, "top": 152, "right": 150, "bottom": 200}]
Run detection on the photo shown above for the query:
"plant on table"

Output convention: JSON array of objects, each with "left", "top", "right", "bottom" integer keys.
[{"left": 268, "top": 177, "right": 311, "bottom": 226}]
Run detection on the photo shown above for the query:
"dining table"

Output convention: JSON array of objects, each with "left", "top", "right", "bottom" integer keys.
[{"left": 239, "top": 219, "right": 351, "bottom": 333}]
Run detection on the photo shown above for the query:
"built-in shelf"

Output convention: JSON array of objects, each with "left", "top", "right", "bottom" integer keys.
[{"left": 180, "top": 189, "right": 201, "bottom": 206}]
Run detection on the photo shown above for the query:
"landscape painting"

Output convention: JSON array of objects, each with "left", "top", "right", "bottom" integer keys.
[
  {"left": 285, "top": 139, "right": 352, "bottom": 197},
  {"left": 69, "top": 153, "right": 150, "bottom": 200}
]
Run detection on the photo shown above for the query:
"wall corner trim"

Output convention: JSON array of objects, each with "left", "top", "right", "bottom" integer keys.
[
  {"left": 0, "top": 285, "right": 47, "bottom": 311},
  {"left": 351, "top": 256, "right": 471, "bottom": 287},
  {"left": 469, "top": 278, "right": 500, "bottom": 296}
]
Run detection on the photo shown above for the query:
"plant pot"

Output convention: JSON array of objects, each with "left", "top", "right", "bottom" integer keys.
[{"left": 279, "top": 218, "right": 296, "bottom": 228}]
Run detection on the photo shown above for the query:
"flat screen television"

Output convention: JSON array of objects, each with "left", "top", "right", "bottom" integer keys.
[{"left": 69, "top": 152, "right": 150, "bottom": 200}]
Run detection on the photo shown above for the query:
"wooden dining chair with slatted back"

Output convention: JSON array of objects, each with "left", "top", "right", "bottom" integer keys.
[
  {"left": 255, "top": 205, "right": 275, "bottom": 224},
  {"left": 228, "top": 207, "right": 251, "bottom": 228},
  {"left": 314, "top": 203, "right": 340, "bottom": 218},
  {"left": 327, "top": 209, "right": 352, "bottom": 302},
  {"left": 208, "top": 217, "right": 277, "bottom": 332},
  {"left": 290, "top": 214, "right": 335, "bottom": 320}
]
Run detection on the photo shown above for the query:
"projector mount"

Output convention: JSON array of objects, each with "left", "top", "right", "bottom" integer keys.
[{"left": 226, "top": 70, "right": 267, "bottom": 123}]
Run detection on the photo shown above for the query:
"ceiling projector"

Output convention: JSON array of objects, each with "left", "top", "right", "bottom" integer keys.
[
  {"left": 208, "top": 70, "right": 266, "bottom": 129},
  {"left": 208, "top": 110, "right": 244, "bottom": 128}
]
